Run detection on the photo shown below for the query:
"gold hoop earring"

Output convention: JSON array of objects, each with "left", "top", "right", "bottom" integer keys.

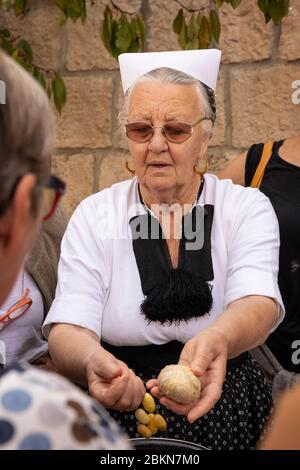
[
  {"left": 194, "top": 156, "right": 209, "bottom": 176},
  {"left": 125, "top": 160, "right": 135, "bottom": 176}
]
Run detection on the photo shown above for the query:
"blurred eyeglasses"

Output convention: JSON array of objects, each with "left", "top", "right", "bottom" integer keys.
[
  {"left": 125, "top": 116, "right": 211, "bottom": 144},
  {"left": 42, "top": 175, "right": 66, "bottom": 221},
  {"left": 0, "top": 283, "right": 32, "bottom": 333},
  {"left": 0, "top": 174, "right": 66, "bottom": 221}
]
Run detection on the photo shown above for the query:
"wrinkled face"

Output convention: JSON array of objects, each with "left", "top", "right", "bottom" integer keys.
[{"left": 126, "top": 82, "right": 210, "bottom": 194}]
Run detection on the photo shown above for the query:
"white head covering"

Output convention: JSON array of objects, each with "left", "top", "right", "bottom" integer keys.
[{"left": 118, "top": 49, "right": 222, "bottom": 94}]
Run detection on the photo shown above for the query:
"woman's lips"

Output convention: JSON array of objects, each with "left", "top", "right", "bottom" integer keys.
[{"left": 148, "top": 163, "right": 171, "bottom": 168}]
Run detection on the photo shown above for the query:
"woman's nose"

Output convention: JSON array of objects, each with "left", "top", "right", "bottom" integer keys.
[{"left": 147, "top": 127, "right": 169, "bottom": 153}]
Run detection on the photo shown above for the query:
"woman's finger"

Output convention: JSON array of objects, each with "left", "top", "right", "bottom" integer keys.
[
  {"left": 146, "top": 378, "right": 159, "bottom": 389},
  {"left": 111, "top": 369, "right": 138, "bottom": 410},
  {"left": 159, "top": 395, "right": 194, "bottom": 415},
  {"left": 147, "top": 385, "right": 161, "bottom": 399},
  {"left": 187, "top": 381, "right": 223, "bottom": 423},
  {"left": 90, "top": 351, "right": 123, "bottom": 380},
  {"left": 92, "top": 363, "right": 131, "bottom": 407},
  {"left": 130, "top": 374, "right": 146, "bottom": 411}
]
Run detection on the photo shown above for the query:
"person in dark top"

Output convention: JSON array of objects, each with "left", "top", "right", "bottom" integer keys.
[{"left": 220, "top": 135, "right": 300, "bottom": 373}]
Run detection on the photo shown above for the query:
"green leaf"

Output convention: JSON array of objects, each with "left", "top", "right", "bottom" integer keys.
[
  {"left": 16, "top": 39, "right": 33, "bottom": 61},
  {"left": 187, "top": 14, "right": 199, "bottom": 42},
  {"left": 12, "top": 48, "right": 19, "bottom": 60},
  {"left": 196, "top": 11, "right": 202, "bottom": 25},
  {"left": 130, "top": 17, "right": 137, "bottom": 37},
  {"left": 103, "top": 4, "right": 112, "bottom": 19},
  {"left": 1, "top": 0, "right": 13, "bottom": 12},
  {"left": 67, "top": 8, "right": 79, "bottom": 22},
  {"left": 110, "top": 19, "right": 119, "bottom": 58},
  {"left": 116, "top": 15, "right": 131, "bottom": 53},
  {"left": 66, "top": 0, "right": 82, "bottom": 22},
  {"left": 14, "top": 0, "right": 26, "bottom": 16},
  {"left": 80, "top": 0, "right": 86, "bottom": 22},
  {"left": 53, "top": 0, "right": 66, "bottom": 11},
  {"left": 59, "top": 11, "right": 67, "bottom": 26},
  {"left": 100, "top": 6, "right": 113, "bottom": 52},
  {"left": 198, "top": 16, "right": 211, "bottom": 49},
  {"left": 230, "top": 0, "right": 242, "bottom": 8},
  {"left": 177, "top": 21, "right": 187, "bottom": 49},
  {"left": 258, "top": 0, "right": 269, "bottom": 14},
  {"left": 283, "top": 0, "right": 290, "bottom": 16},
  {"left": 0, "top": 28, "right": 11, "bottom": 39},
  {"left": 33, "top": 67, "right": 47, "bottom": 91},
  {"left": 135, "top": 15, "right": 145, "bottom": 46},
  {"left": 173, "top": 9, "right": 184, "bottom": 34},
  {"left": 264, "top": 12, "right": 272, "bottom": 22},
  {"left": 214, "top": 0, "right": 224, "bottom": 7},
  {"left": 46, "top": 83, "right": 52, "bottom": 99},
  {"left": 16, "top": 56, "right": 32, "bottom": 73},
  {"left": 210, "top": 10, "right": 221, "bottom": 42},
  {"left": 128, "top": 38, "right": 140, "bottom": 52},
  {"left": 0, "top": 36, "right": 14, "bottom": 54},
  {"left": 185, "top": 36, "right": 199, "bottom": 50},
  {"left": 269, "top": 0, "right": 286, "bottom": 24},
  {"left": 52, "top": 72, "right": 67, "bottom": 114},
  {"left": 128, "top": 17, "right": 143, "bottom": 52}
]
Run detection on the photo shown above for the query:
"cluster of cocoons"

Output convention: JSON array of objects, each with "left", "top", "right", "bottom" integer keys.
[
  {"left": 135, "top": 365, "right": 201, "bottom": 438},
  {"left": 135, "top": 393, "right": 167, "bottom": 438}
]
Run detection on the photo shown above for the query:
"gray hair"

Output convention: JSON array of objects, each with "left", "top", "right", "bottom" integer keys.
[
  {"left": 0, "top": 51, "right": 54, "bottom": 217},
  {"left": 119, "top": 67, "right": 216, "bottom": 134}
]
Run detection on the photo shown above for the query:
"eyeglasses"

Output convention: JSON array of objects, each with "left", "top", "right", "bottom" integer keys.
[
  {"left": 42, "top": 175, "right": 66, "bottom": 221},
  {"left": 0, "top": 174, "right": 66, "bottom": 221},
  {"left": 125, "top": 116, "right": 210, "bottom": 144},
  {"left": 0, "top": 271, "right": 32, "bottom": 333}
]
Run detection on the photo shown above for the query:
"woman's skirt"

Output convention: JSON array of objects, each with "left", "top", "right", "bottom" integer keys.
[{"left": 105, "top": 345, "right": 272, "bottom": 450}]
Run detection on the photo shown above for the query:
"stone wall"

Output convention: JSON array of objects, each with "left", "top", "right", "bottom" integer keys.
[{"left": 1, "top": 0, "right": 300, "bottom": 218}]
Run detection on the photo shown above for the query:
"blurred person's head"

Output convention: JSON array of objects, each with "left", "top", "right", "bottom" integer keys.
[{"left": 0, "top": 52, "right": 54, "bottom": 305}]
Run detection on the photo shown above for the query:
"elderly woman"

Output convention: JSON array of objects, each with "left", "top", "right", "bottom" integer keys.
[{"left": 44, "top": 49, "right": 284, "bottom": 450}]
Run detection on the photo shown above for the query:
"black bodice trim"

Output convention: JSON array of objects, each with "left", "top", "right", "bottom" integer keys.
[{"left": 129, "top": 180, "right": 214, "bottom": 325}]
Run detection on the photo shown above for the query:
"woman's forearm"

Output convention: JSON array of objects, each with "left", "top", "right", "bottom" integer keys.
[
  {"left": 48, "top": 324, "right": 102, "bottom": 384},
  {"left": 209, "top": 295, "right": 279, "bottom": 359}
]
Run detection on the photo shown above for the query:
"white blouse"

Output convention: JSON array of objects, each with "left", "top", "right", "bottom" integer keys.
[{"left": 43, "top": 174, "right": 284, "bottom": 345}]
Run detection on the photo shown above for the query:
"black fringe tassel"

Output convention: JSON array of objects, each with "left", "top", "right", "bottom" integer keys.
[{"left": 140, "top": 267, "right": 213, "bottom": 325}]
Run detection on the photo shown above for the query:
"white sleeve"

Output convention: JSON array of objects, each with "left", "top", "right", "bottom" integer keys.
[
  {"left": 224, "top": 189, "right": 285, "bottom": 328},
  {"left": 42, "top": 198, "right": 110, "bottom": 339}
]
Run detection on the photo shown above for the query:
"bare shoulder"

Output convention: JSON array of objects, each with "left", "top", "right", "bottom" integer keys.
[
  {"left": 279, "top": 135, "right": 300, "bottom": 166},
  {"left": 218, "top": 151, "right": 248, "bottom": 186}
]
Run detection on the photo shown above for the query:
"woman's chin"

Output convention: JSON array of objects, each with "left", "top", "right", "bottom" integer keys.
[{"left": 144, "top": 175, "right": 176, "bottom": 193}]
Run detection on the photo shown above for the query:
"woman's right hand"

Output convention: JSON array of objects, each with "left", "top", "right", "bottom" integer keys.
[{"left": 86, "top": 348, "right": 145, "bottom": 411}]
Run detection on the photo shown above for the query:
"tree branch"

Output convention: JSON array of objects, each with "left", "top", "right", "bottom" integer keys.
[
  {"left": 174, "top": 0, "right": 208, "bottom": 14},
  {"left": 110, "top": 0, "right": 136, "bottom": 16},
  {"left": 31, "top": 62, "right": 52, "bottom": 74}
]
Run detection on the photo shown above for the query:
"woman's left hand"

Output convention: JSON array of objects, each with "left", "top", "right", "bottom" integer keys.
[{"left": 147, "top": 328, "right": 229, "bottom": 423}]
